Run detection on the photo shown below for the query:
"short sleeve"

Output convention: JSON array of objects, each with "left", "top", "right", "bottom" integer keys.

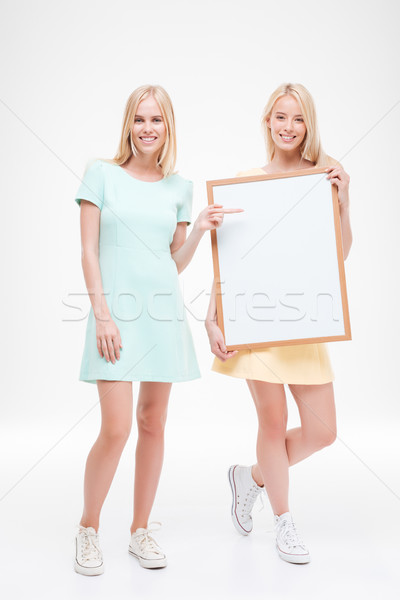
[
  {"left": 176, "top": 179, "right": 193, "bottom": 225},
  {"left": 74, "top": 160, "right": 104, "bottom": 210}
]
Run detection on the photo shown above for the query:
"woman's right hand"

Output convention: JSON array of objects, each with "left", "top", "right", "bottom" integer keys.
[
  {"left": 193, "top": 204, "right": 244, "bottom": 233},
  {"left": 95, "top": 316, "right": 123, "bottom": 364},
  {"left": 206, "top": 321, "right": 238, "bottom": 362}
]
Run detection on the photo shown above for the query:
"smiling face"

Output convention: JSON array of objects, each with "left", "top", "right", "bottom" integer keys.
[
  {"left": 130, "top": 94, "right": 167, "bottom": 157},
  {"left": 267, "top": 94, "right": 307, "bottom": 154}
]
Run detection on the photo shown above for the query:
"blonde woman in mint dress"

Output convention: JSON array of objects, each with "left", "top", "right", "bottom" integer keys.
[
  {"left": 205, "top": 83, "right": 353, "bottom": 564},
  {"left": 73, "top": 84, "right": 240, "bottom": 576}
]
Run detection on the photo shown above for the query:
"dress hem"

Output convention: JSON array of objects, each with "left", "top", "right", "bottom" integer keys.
[
  {"left": 210, "top": 366, "right": 334, "bottom": 385},
  {"left": 79, "top": 371, "right": 201, "bottom": 385}
]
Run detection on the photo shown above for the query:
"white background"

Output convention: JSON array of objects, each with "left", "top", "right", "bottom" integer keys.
[{"left": 0, "top": 0, "right": 399, "bottom": 598}]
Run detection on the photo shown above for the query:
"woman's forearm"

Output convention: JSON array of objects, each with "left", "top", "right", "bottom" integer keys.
[
  {"left": 340, "top": 205, "right": 353, "bottom": 260},
  {"left": 171, "top": 225, "right": 204, "bottom": 273},
  {"left": 205, "top": 278, "right": 217, "bottom": 329},
  {"left": 81, "top": 249, "right": 111, "bottom": 321}
]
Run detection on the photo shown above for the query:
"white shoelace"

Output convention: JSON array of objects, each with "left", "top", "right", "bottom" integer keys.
[
  {"left": 278, "top": 519, "right": 307, "bottom": 550},
  {"left": 257, "top": 490, "right": 281, "bottom": 533},
  {"left": 258, "top": 488, "right": 268, "bottom": 512},
  {"left": 79, "top": 529, "right": 102, "bottom": 563},
  {"left": 241, "top": 485, "right": 262, "bottom": 517},
  {"left": 132, "top": 522, "right": 163, "bottom": 555}
]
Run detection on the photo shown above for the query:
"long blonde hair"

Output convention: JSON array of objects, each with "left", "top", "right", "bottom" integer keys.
[
  {"left": 261, "top": 82, "right": 340, "bottom": 168},
  {"left": 101, "top": 84, "right": 177, "bottom": 177}
]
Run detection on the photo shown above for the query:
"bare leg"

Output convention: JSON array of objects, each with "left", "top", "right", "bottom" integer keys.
[
  {"left": 130, "top": 382, "right": 171, "bottom": 533},
  {"left": 79, "top": 380, "right": 133, "bottom": 531},
  {"left": 251, "top": 382, "right": 336, "bottom": 492},
  {"left": 285, "top": 383, "right": 336, "bottom": 463},
  {"left": 247, "top": 380, "right": 289, "bottom": 516}
]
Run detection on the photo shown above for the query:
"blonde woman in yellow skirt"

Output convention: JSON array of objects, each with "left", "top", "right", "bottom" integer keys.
[{"left": 205, "top": 82, "right": 352, "bottom": 564}]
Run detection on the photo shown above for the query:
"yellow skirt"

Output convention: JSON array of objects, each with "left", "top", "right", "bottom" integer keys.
[{"left": 211, "top": 343, "right": 334, "bottom": 385}]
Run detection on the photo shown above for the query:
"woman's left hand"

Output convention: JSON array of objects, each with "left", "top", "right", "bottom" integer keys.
[
  {"left": 193, "top": 204, "right": 244, "bottom": 233},
  {"left": 325, "top": 166, "right": 350, "bottom": 210}
]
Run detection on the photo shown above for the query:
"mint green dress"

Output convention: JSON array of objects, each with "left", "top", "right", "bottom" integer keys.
[{"left": 74, "top": 159, "right": 201, "bottom": 384}]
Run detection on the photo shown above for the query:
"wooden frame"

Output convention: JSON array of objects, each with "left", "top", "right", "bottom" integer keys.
[{"left": 207, "top": 167, "right": 351, "bottom": 350}]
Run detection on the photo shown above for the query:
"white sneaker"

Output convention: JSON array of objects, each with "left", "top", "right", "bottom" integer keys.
[
  {"left": 128, "top": 522, "right": 167, "bottom": 569},
  {"left": 74, "top": 525, "right": 104, "bottom": 576},
  {"left": 274, "top": 512, "right": 310, "bottom": 564},
  {"left": 228, "top": 465, "right": 263, "bottom": 535}
]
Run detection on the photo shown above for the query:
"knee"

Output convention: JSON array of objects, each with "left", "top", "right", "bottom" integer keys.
[
  {"left": 100, "top": 424, "right": 131, "bottom": 449},
  {"left": 324, "top": 429, "right": 337, "bottom": 447},
  {"left": 259, "top": 416, "right": 288, "bottom": 440},
  {"left": 137, "top": 407, "right": 167, "bottom": 436},
  {"left": 307, "top": 427, "right": 336, "bottom": 451}
]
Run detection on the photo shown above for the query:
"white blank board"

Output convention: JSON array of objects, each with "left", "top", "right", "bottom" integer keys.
[{"left": 208, "top": 169, "right": 351, "bottom": 349}]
